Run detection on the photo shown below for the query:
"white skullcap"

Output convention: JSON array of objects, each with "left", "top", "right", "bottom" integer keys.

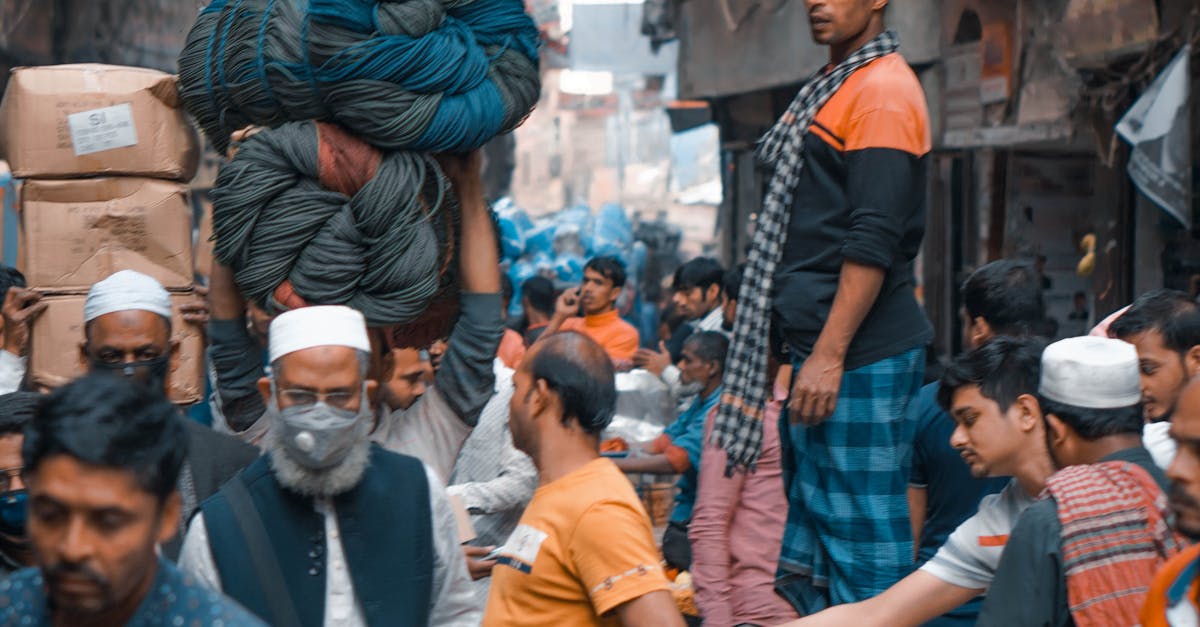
[
  {"left": 1039, "top": 336, "right": 1140, "bottom": 409},
  {"left": 268, "top": 305, "right": 371, "bottom": 364},
  {"left": 84, "top": 270, "right": 172, "bottom": 322}
]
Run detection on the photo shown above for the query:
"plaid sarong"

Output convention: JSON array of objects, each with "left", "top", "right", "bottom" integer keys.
[
  {"left": 1046, "top": 461, "right": 1185, "bottom": 627},
  {"left": 775, "top": 347, "right": 923, "bottom": 611},
  {"left": 711, "top": 31, "right": 899, "bottom": 471}
]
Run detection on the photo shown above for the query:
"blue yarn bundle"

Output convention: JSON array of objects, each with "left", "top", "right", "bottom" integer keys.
[{"left": 177, "top": 0, "right": 541, "bottom": 154}]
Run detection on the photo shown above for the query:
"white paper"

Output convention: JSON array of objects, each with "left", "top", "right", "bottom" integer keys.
[{"left": 67, "top": 103, "right": 139, "bottom": 156}]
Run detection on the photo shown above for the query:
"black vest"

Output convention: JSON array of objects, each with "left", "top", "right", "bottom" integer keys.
[{"left": 200, "top": 445, "right": 433, "bottom": 626}]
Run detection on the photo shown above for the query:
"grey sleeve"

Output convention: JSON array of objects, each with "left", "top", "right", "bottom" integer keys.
[
  {"left": 435, "top": 293, "right": 504, "bottom": 427},
  {"left": 207, "top": 318, "right": 267, "bottom": 432},
  {"left": 976, "top": 500, "right": 1067, "bottom": 627}
]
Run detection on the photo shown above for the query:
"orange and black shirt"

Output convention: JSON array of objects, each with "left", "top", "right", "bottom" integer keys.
[{"left": 772, "top": 52, "right": 933, "bottom": 369}]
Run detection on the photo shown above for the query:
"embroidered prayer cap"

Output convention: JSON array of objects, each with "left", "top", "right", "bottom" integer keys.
[
  {"left": 84, "top": 270, "right": 172, "bottom": 322},
  {"left": 268, "top": 305, "right": 371, "bottom": 363},
  {"left": 1039, "top": 336, "right": 1140, "bottom": 409}
]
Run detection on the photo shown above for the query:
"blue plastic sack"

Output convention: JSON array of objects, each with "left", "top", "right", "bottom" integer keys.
[
  {"left": 507, "top": 260, "right": 538, "bottom": 319},
  {"left": 495, "top": 199, "right": 533, "bottom": 262},
  {"left": 553, "top": 254, "right": 585, "bottom": 284},
  {"left": 592, "top": 203, "right": 633, "bottom": 257},
  {"left": 524, "top": 222, "right": 556, "bottom": 257}
]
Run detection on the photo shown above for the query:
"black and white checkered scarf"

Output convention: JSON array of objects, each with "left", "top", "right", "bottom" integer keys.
[{"left": 711, "top": 31, "right": 899, "bottom": 471}]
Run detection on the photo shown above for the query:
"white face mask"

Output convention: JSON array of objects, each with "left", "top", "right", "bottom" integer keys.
[{"left": 269, "top": 384, "right": 371, "bottom": 470}]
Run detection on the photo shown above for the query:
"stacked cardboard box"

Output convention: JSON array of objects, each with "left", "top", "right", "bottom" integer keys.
[{"left": 0, "top": 64, "right": 203, "bottom": 403}]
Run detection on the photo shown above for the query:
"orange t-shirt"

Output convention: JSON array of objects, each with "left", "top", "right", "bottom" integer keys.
[
  {"left": 482, "top": 457, "right": 671, "bottom": 626},
  {"left": 1142, "top": 543, "right": 1200, "bottom": 627},
  {"left": 560, "top": 310, "right": 640, "bottom": 362},
  {"left": 498, "top": 328, "right": 527, "bottom": 369}
]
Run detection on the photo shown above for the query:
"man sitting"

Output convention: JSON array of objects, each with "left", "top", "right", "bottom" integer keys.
[
  {"left": 180, "top": 306, "right": 478, "bottom": 625},
  {"left": 615, "top": 331, "right": 728, "bottom": 571},
  {"left": 978, "top": 337, "right": 1184, "bottom": 626},
  {"left": 0, "top": 374, "right": 262, "bottom": 626}
]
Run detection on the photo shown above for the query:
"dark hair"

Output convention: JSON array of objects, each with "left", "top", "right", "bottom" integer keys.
[
  {"left": 528, "top": 332, "right": 616, "bottom": 435},
  {"left": 584, "top": 256, "right": 627, "bottom": 289},
  {"left": 23, "top": 374, "right": 185, "bottom": 502},
  {"left": 961, "top": 260, "right": 1045, "bottom": 336},
  {"left": 938, "top": 336, "right": 1047, "bottom": 412},
  {"left": 0, "top": 392, "right": 39, "bottom": 437},
  {"left": 1108, "top": 289, "right": 1200, "bottom": 356},
  {"left": 672, "top": 257, "right": 724, "bottom": 293},
  {"left": 723, "top": 264, "right": 745, "bottom": 302},
  {"left": 1037, "top": 396, "right": 1143, "bottom": 441},
  {"left": 683, "top": 331, "right": 730, "bottom": 373},
  {"left": 500, "top": 274, "right": 514, "bottom": 303},
  {"left": 0, "top": 266, "right": 25, "bottom": 301},
  {"left": 521, "top": 276, "right": 556, "bottom": 316}
]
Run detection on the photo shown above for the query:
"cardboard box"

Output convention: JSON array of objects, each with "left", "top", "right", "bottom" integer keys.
[
  {"left": 29, "top": 291, "right": 204, "bottom": 404},
  {"left": 0, "top": 64, "right": 199, "bottom": 180},
  {"left": 20, "top": 178, "right": 194, "bottom": 290},
  {"left": 194, "top": 194, "right": 214, "bottom": 280}
]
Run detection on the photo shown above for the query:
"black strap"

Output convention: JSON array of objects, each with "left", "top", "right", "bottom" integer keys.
[{"left": 224, "top": 479, "right": 305, "bottom": 627}]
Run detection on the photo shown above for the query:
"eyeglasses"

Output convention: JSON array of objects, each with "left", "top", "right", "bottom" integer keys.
[
  {"left": 277, "top": 389, "right": 360, "bottom": 410},
  {"left": 0, "top": 467, "right": 22, "bottom": 493}
]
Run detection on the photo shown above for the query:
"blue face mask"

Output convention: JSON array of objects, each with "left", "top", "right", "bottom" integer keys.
[{"left": 0, "top": 490, "right": 26, "bottom": 538}]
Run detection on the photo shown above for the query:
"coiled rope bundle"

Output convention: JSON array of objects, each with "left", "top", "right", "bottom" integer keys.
[
  {"left": 212, "top": 121, "right": 459, "bottom": 348},
  {"left": 178, "top": 0, "right": 541, "bottom": 154}
]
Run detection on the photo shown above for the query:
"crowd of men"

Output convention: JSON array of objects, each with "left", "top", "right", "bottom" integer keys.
[{"left": 0, "top": 1, "right": 1197, "bottom": 626}]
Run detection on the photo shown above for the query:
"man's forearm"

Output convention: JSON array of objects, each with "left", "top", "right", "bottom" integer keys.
[
  {"left": 813, "top": 260, "right": 886, "bottom": 358},
  {"left": 208, "top": 262, "right": 247, "bottom": 320},
  {"left": 456, "top": 178, "right": 500, "bottom": 294}
]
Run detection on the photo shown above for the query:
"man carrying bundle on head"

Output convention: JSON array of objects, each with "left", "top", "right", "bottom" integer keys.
[
  {"left": 371, "top": 151, "right": 507, "bottom": 483},
  {"left": 73, "top": 270, "right": 258, "bottom": 560},
  {"left": 714, "top": 0, "right": 932, "bottom": 613},
  {"left": 180, "top": 305, "right": 479, "bottom": 626}
]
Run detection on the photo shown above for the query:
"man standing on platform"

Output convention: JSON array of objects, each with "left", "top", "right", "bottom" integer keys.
[{"left": 712, "top": 0, "right": 932, "bottom": 612}]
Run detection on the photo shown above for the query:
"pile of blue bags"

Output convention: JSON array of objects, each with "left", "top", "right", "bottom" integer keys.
[{"left": 495, "top": 198, "right": 648, "bottom": 319}]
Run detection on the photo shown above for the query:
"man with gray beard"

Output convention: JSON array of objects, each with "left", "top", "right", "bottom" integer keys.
[{"left": 178, "top": 305, "right": 478, "bottom": 626}]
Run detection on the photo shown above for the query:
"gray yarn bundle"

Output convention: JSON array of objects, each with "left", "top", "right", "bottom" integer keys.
[
  {"left": 211, "top": 121, "right": 458, "bottom": 332},
  {"left": 177, "top": 0, "right": 541, "bottom": 154}
]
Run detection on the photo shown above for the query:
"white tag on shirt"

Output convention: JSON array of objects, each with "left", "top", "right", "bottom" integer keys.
[
  {"left": 67, "top": 104, "right": 138, "bottom": 156},
  {"left": 498, "top": 524, "right": 548, "bottom": 574}
]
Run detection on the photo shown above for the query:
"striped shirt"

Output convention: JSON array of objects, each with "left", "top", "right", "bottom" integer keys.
[{"left": 447, "top": 360, "right": 538, "bottom": 605}]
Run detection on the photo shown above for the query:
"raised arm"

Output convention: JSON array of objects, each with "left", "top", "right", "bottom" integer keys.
[{"left": 431, "top": 152, "right": 504, "bottom": 426}]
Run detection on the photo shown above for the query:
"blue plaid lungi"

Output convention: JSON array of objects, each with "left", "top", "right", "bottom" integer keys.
[{"left": 775, "top": 346, "right": 924, "bottom": 613}]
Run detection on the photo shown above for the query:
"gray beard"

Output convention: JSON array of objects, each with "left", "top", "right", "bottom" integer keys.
[{"left": 265, "top": 426, "right": 371, "bottom": 498}]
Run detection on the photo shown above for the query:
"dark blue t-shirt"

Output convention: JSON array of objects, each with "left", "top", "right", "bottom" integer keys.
[{"left": 911, "top": 382, "right": 1008, "bottom": 626}]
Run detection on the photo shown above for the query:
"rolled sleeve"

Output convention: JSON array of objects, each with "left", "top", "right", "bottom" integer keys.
[
  {"left": 436, "top": 293, "right": 505, "bottom": 427},
  {"left": 841, "top": 103, "right": 926, "bottom": 270},
  {"left": 571, "top": 500, "right": 672, "bottom": 616}
]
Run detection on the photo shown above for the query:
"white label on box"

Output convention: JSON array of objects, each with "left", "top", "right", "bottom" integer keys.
[{"left": 67, "top": 104, "right": 138, "bottom": 156}]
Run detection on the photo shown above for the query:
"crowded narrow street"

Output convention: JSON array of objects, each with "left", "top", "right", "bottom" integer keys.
[{"left": 0, "top": 0, "right": 1198, "bottom": 625}]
